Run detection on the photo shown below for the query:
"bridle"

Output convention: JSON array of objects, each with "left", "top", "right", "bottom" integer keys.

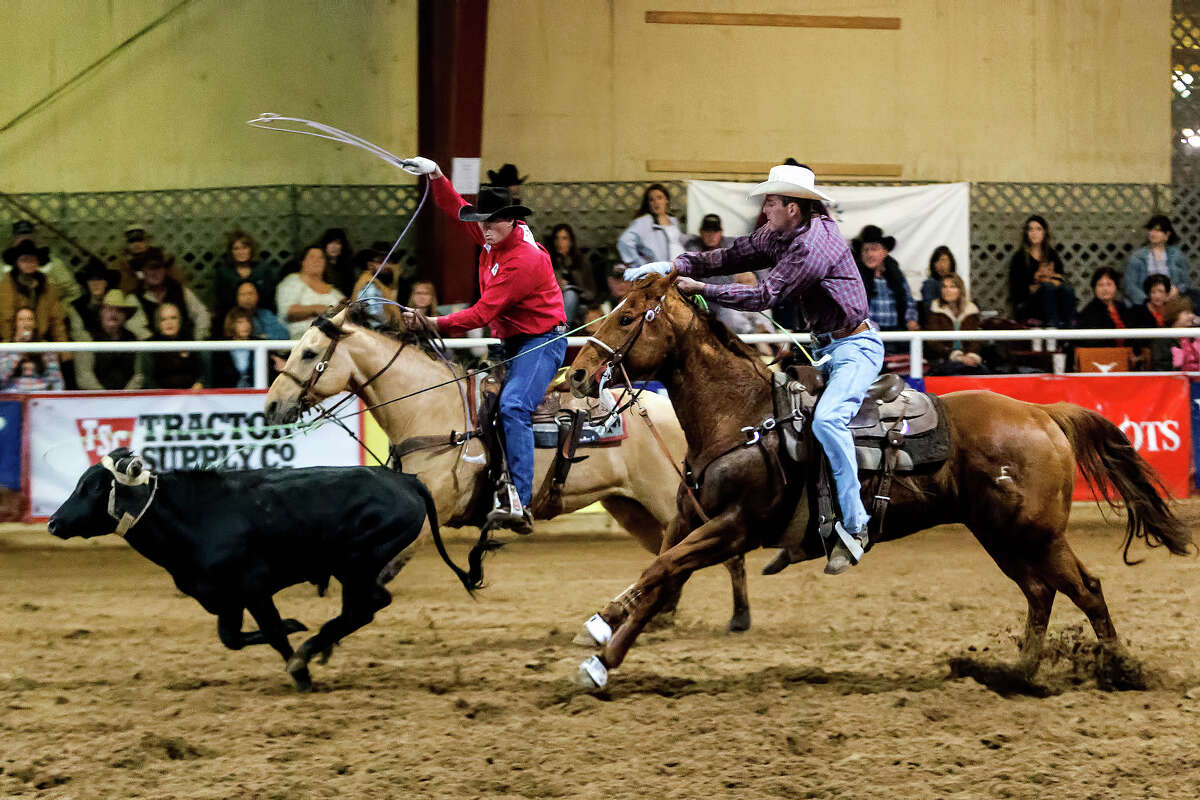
[
  {"left": 279, "top": 312, "right": 408, "bottom": 422},
  {"left": 584, "top": 294, "right": 666, "bottom": 394}
]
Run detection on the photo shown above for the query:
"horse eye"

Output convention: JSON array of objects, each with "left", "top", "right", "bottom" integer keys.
[
  {"left": 300, "top": 349, "right": 317, "bottom": 360},
  {"left": 619, "top": 315, "right": 634, "bottom": 326}
]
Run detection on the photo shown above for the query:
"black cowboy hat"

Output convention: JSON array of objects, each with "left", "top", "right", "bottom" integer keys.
[
  {"left": 2, "top": 238, "right": 49, "bottom": 267},
  {"left": 853, "top": 224, "right": 896, "bottom": 251},
  {"left": 76, "top": 257, "right": 120, "bottom": 287},
  {"left": 486, "top": 163, "right": 526, "bottom": 186},
  {"left": 458, "top": 185, "right": 532, "bottom": 223}
]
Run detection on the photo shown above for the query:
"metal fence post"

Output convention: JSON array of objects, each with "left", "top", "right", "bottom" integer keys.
[
  {"left": 253, "top": 346, "right": 269, "bottom": 389},
  {"left": 909, "top": 334, "right": 923, "bottom": 380}
]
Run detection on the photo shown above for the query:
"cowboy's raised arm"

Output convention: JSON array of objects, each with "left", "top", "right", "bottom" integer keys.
[{"left": 401, "top": 157, "right": 485, "bottom": 247}]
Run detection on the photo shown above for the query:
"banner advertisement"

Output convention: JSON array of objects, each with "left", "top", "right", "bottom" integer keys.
[
  {"left": 26, "top": 391, "right": 365, "bottom": 519},
  {"left": 0, "top": 399, "right": 23, "bottom": 490},
  {"left": 685, "top": 180, "right": 971, "bottom": 296},
  {"left": 925, "top": 375, "right": 1192, "bottom": 500}
]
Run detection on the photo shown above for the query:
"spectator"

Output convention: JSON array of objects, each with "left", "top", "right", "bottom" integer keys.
[
  {"left": 1075, "top": 267, "right": 1132, "bottom": 347},
  {"left": 1166, "top": 297, "right": 1200, "bottom": 371},
  {"left": 924, "top": 274, "right": 984, "bottom": 372},
  {"left": 73, "top": 290, "right": 149, "bottom": 390},
  {"left": 1124, "top": 215, "right": 1192, "bottom": 306},
  {"left": 546, "top": 223, "right": 596, "bottom": 325},
  {"left": 133, "top": 247, "right": 211, "bottom": 340},
  {"left": 147, "top": 303, "right": 205, "bottom": 390},
  {"left": 350, "top": 246, "right": 402, "bottom": 329},
  {"left": 683, "top": 214, "right": 732, "bottom": 253},
  {"left": 0, "top": 307, "right": 64, "bottom": 391},
  {"left": 855, "top": 225, "right": 917, "bottom": 335},
  {"left": 368, "top": 239, "right": 416, "bottom": 301},
  {"left": 112, "top": 223, "right": 152, "bottom": 293},
  {"left": 407, "top": 280, "right": 438, "bottom": 316},
  {"left": 487, "top": 163, "right": 527, "bottom": 204},
  {"left": 7, "top": 220, "right": 80, "bottom": 311},
  {"left": 605, "top": 267, "right": 632, "bottom": 308},
  {"left": 212, "top": 229, "right": 278, "bottom": 323},
  {"left": 276, "top": 245, "right": 345, "bottom": 338},
  {"left": 919, "top": 246, "right": 957, "bottom": 324},
  {"left": 0, "top": 239, "right": 69, "bottom": 344},
  {"left": 232, "top": 281, "right": 288, "bottom": 340},
  {"left": 1009, "top": 214, "right": 1075, "bottom": 327},
  {"left": 1129, "top": 274, "right": 1173, "bottom": 370},
  {"left": 617, "top": 183, "right": 685, "bottom": 268},
  {"left": 67, "top": 258, "right": 150, "bottom": 340},
  {"left": 210, "top": 308, "right": 259, "bottom": 388},
  {"left": 318, "top": 228, "right": 355, "bottom": 296}
]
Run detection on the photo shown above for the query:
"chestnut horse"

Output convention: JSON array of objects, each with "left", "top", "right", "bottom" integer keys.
[
  {"left": 262, "top": 303, "right": 751, "bottom": 630},
  {"left": 566, "top": 273, "right": 1192, "bottom": 689}
]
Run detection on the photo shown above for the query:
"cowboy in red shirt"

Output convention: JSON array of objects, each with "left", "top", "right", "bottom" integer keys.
[{"left": 401, "top": 158, "right": 567, "bottom": 533}]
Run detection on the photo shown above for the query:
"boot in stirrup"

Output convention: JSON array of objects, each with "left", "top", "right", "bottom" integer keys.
[
  {"left": 486, "top": 481, "right": 534, "bottom": 535},
  {"left": 824, "top": 522, "right": 867, "bottom": 576}
]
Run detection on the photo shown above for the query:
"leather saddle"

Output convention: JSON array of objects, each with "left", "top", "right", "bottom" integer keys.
[{"left": 772, "top": 370, "right": 947, "bottom": 472}]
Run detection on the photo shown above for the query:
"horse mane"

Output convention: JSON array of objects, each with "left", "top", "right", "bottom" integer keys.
[
  {"left": 337, "top": 299, "right": 465, "bottom": 373},
  {"left": 671, "top": 289, "right": 771, "bottom": 378}
]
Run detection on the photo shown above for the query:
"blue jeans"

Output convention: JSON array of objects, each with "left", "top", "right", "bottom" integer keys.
[
  {"left": 500, "top": 330, "right": 568, "bottom": 506},
  {"left": 812, "top": 329, "right": 885, "bottom": 534}
]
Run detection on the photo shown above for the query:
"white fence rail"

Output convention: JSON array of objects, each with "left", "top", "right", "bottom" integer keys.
[{"left": 3, "top": 327, "right": 1200, "bottom": 388}]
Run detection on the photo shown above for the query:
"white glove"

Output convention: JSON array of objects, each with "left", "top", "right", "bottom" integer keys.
[
  {"left": 399, "top": 156, "right": 438, "bottom": 176},
  {"left": 622, "top": 261, "right": 673, "bottom": 282}
]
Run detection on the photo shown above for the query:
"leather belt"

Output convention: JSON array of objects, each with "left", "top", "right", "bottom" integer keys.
[{"left": 812, "top": 320, "right": 870, "bottom": 347}]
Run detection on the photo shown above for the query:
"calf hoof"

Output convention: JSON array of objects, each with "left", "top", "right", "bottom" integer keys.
[
  {"left": 573, "top": 655, "right": 608, "bottom": 691},
  {"left": 727, "top": 610, "right": 751, "bottom": 633},
  {"left": 282, "top": 619, "right": 308, "bottom": 635},
  {"left": 316, "top": 645, "right": 335, "bottom": 665},
  {"left": 286, "top": 657, "right": 313, "bottom": 692}
]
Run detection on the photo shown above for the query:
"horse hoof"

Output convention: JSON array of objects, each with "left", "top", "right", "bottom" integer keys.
[
  {"left": 282, "top": 619, "right": 308, "bottom": 635},
  {"left": 316, "top": 645, "right": 335, "bottom": 665},
  {"left": 728, "top": 612, "right": 751, "bottom": 633},
  {"left": 286, "top": 657, "right": 312, "bottom": 692},
  {"left": 573, "top": 655, "right": 608, "bottom": 690}
]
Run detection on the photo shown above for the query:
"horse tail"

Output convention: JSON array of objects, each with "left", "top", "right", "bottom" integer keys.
[
  {"left": 1043, "top": 403, "right": 1193, "bottom": 564},
  {"left": 409, "top": 470, "right": 483, "bottom": 595}
]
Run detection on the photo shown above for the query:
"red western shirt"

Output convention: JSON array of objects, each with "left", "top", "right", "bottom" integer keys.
[{"left": 431, "top": 176, "right": 566, "bottom": 339}]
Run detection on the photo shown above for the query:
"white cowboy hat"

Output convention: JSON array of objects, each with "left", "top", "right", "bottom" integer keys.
[{"left": 748, "top": 164, "right": 832, "bottom": 203}]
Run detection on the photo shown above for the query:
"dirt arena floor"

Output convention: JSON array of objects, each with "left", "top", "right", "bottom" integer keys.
[{"left": 4, "top": 501, "right": 1200, "bottom": 799}]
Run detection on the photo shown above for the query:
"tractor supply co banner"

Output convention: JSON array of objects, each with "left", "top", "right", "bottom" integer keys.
[
  {"left": 686, "top": 181, "right": 971, "bottom": 297},
  {"left": 925, "top": 375, "right": 1192, "bottom": 500},
  {"left": 25, "top": 391, "right": 366, "bottom": 519}
]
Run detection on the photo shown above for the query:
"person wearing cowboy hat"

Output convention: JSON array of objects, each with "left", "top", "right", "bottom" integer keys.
[
  {"left": 0, "top": 238, "right": 70, "bottom": 345},
  {"left": 626, "top": 163, "right": 884, "bottom": 576},
  {"left": 9, "top": 220, "right": 82, "bottom": 309},
  {"left": 73, "top": 290, "right": 149, "bottom": 390},
  {"left": 854, "top": 224, "right": 918, "bottom": 342},
  {"left": 398, "top": 157, "right": 566, "bottom": 535},
  {"left": 486, "top": 163, "right": 527, "bottom": 203},
  {"left": 68, "top": 257, "right": 151, "bottom": 341}
]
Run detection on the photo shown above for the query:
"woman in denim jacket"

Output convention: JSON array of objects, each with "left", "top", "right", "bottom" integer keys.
[{"left": 1124, "top": 215, "right": 1191, "bottom": 306}]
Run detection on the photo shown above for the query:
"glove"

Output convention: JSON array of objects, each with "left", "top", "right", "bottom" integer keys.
[
  {"left": 399, "top": 156, "right": 439, "bottom": 176},
  {"left": 622, "top": 261, "right": 673, "bottom": 282}
]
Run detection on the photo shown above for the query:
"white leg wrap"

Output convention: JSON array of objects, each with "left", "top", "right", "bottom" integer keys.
[
  {"left": 583, "top": 613, "right": 613, "bottom": 646},
  {"left": 576, "top": 655, "right": 608, "bottom": 689}
]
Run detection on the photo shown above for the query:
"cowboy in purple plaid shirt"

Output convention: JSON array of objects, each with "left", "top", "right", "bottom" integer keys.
[{"left": 626, "top": 164, "right": 885, "bottom": 576}]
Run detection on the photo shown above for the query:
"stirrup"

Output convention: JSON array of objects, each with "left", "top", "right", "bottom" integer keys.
[{"left": 486, "top": 483, "right": 533, "bottom": 534}]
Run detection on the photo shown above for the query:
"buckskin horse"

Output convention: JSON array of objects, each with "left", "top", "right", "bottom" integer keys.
[
  {"left": 566, "top": 272, "right": 1192, "bottom": 689},
  {"left": 262, "top": 301, "right": 751, "bottom": 631}
]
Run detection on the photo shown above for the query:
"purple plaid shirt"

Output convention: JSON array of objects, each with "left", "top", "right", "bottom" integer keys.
[{"left": 675, "top": 216, "right": 868, "bottom": 334}]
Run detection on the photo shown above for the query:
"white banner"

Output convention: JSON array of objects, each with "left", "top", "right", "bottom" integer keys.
[
  {"left": 27, "top": 390, "right": 365, "bottom": 518},
  {"left": 685, "top": 180, "right": 971, "bottom": 296}
]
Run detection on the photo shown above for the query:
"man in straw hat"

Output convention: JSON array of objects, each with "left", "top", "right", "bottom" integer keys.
[
  {"left": 73, "top": 290, "right": 149, "bottom": 390},
  {"left": 625, "top": 163, "right": 884, "bottom": 575},
  {"left": 397, "top": 157, "right": 567, "bottom": 535}
]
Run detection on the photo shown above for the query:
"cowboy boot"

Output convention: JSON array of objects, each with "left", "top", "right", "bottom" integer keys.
[{"left": 824, "top": 522, "right": 868, "bottom": 576}]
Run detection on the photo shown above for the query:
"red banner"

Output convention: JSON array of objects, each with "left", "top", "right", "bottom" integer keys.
[{"left": 924, "top": 375, "right": 1192, "bottom": 500}]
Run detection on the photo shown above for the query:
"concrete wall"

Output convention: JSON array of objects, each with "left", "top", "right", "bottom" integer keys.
[
  {"left": 482, "top": 0, "right": 1170, "bottom": 183},
  {"left": 0, "top": 0, "right": 418, "bottom": 192}
]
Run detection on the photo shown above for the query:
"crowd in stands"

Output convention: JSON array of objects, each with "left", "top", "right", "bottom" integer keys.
[{"left": 2, "top": 166, "right": 1198, "bottom": 392}]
